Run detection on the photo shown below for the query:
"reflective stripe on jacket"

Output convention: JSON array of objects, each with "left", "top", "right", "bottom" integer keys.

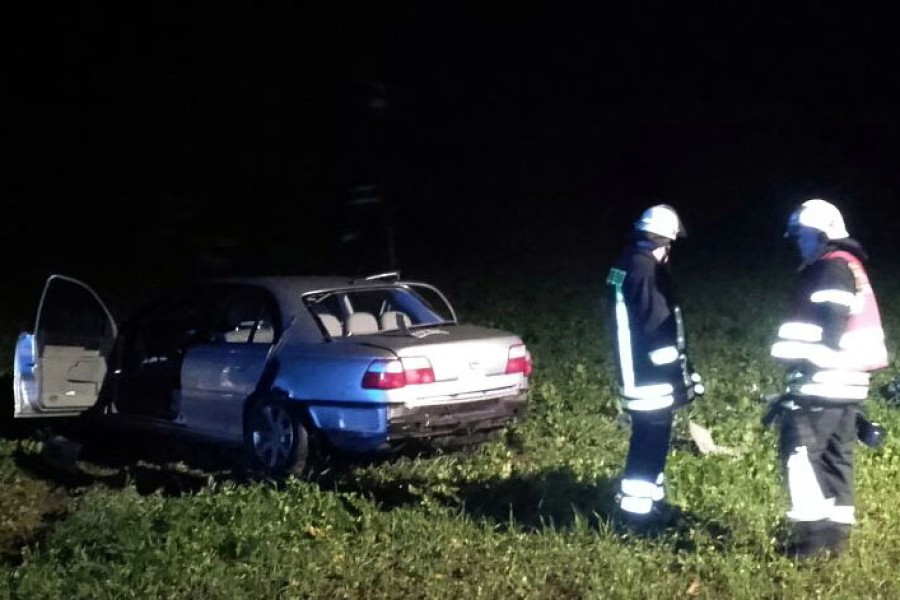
[
  {"left": 606, "top": 245, "right": 693, "bottom": 411},
  {"left": 771, "top": 244, "right": 887, "bottom": 403}
]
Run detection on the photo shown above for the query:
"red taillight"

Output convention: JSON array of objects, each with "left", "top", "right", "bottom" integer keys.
[
  {"left": 362, "top": 359, "right": 406, "bottom": 389},
  {"left": 402, "top": 356, "right": 436, "bottom": 384},
  {"left": 361, "top": 357, "right": 435, "bottom": 389},
  {"left": 505, "top": 343, "right": 533, "bottom": 376}
]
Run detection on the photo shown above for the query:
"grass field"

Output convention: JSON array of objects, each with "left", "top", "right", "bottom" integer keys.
[{"left": 2, "top": 252, "right": 900, "bottom": 599}]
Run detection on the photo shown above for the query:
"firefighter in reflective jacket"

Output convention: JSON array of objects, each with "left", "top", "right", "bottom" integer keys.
[
  {"left": 605, "top": 204, "right": 704, "bottom": 522},
  {"left": 771, "top": 198, "right": 888, "bottom": 558}
]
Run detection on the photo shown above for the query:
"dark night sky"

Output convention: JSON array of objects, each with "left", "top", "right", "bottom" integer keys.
[{"left": 6, "top": 3, "right": 900, "bottom": 290}]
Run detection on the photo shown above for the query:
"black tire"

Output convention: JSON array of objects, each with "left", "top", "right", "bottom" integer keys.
[{"left": 244, "top": 394, "right": 310, "bottom": 478}]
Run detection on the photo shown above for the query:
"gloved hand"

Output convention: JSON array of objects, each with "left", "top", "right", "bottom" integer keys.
[
  {"left": 856, "top": 410, "right": 887, "bottom": 448},
  {"left": 690, "top": 371, "right": 705, "bottom": 396},
  {"left": 673, "top": 372, "right": 703, "bottom": 409},
  {"left": 783, "top": 369, "right": 808, "bottom": 394}
]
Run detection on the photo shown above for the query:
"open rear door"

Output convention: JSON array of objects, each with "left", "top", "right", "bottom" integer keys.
[{"left": 13, "top": 275, "right": 117, "bottom": 417}]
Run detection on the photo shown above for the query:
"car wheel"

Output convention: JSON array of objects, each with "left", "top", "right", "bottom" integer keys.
[{"left": 244, "top": 395, "right": 309, "bottom": 477}]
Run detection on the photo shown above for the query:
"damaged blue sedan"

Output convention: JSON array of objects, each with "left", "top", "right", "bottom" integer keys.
[{"left": 12, "top": 272, "right": 532, "bottom": 476}]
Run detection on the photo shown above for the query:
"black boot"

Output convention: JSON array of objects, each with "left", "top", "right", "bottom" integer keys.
[
  {"left": 784, "top": 520, "right": 850, "bottom": 560},
  {"left": 613, "top": 499, "right": 682, "bottom": 537},
  {"left": 821, "top": 522, "right": 851, "bottom": 556}
]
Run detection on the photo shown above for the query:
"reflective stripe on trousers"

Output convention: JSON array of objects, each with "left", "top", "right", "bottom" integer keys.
[
  {"left": 786, "top": 446, "right": 856, "bottom": 524},
  {"left": 780, "top": 405, "right": 857, "bottom": 525},
  {"left": 619, "top": 408, "right": 674, "bottom": 515},
  {"left": 619, "top": 474, "right": 665, "bottom": 515}
]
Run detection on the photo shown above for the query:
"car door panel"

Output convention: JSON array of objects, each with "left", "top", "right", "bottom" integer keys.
[
  {"left": 178, "top": 343, "right": 269, "bottom": 439},
  {"left": 40, "top": 345, "right": 107, "bottom": 407},
  {"left": 13, "top": 275, "right": 116, "bottom": 417}
]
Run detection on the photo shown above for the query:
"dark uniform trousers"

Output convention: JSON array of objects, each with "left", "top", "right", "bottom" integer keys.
[
  {"left": 778, "top": 400, "right": 857, "bottom": 521},
  {"left": 623, "top": 408, "right": 674, "bottom": 494}
]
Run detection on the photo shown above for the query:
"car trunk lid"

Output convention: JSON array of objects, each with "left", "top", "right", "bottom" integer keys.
[{"left": 346, "top": 324, "right": 528, "bottom": 403}]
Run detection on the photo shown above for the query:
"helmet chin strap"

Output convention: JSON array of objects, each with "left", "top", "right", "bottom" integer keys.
[{"left": 652, "top": 245, "right": 671, "bottom": 263}]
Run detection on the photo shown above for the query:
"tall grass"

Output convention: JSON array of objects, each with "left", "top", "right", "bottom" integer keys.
[{"left": 3, "top": 257, "right": 900, "bottom": 599}]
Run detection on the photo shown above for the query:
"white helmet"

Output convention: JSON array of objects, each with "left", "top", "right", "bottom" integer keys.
[
  {"left": 785, "top": 198, "right": 849, "bottom": 240},
  {"left": 634, "top": 204, "right": 685, "bottom": 241}
]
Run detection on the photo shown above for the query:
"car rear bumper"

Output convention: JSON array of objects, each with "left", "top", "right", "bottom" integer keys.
[{"left": 386, "top": 393, "right": 527, "bottom": 443}]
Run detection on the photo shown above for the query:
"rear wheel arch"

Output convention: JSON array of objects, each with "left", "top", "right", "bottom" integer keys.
[{"left": 243, "top": 388, "right": 316, "bottom": 434}]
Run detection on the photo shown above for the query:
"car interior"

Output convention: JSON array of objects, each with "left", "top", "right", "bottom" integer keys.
[
  {"left": 379, "top": 310, "right": 411, "bottom": 331},
  {"left": 313, "top": 309, "right": 412, "bottom": 337},
  {"left": 308, "top": 289, "right": 419, "bottom": 338},
  {"left": 318, "top": 313, "right": 343, "bottom": 337},
  {"left": 215, "top": 294, "right": 276, "bottom": 344},
  {"left": 344, "top": 312, "right": 379, "bottom": 336}
]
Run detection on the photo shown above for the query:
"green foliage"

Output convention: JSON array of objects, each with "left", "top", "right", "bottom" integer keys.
[{"left": 3, "top": 265, "right": 900, "bottom": 599}]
